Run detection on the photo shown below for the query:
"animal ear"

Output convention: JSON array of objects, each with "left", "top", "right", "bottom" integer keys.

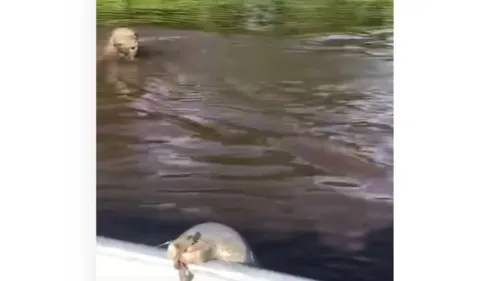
[{"left": 192, "top": 232, "right": 201, "bottom": 243}]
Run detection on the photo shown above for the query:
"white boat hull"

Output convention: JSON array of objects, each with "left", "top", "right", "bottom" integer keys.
[{"left": 97, "top": 236, "right": 321, "bottom": 281}]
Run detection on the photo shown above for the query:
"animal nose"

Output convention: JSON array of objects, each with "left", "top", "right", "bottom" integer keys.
[{"left": 119, "top": 49, "right": 130, "bottom": 56}]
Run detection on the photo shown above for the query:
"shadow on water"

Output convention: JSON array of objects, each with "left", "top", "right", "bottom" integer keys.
[{"left": 97, "top": 26, "right": 393, "bottom": 281}]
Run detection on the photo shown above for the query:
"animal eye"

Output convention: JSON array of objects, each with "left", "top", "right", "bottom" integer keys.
[{"left": 130, "top": 46, "right": 137, "bottom": 51}]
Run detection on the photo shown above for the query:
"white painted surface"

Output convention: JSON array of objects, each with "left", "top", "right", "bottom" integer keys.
[{"left": 96, "top": 236, "right": 321, "bottom": 281}]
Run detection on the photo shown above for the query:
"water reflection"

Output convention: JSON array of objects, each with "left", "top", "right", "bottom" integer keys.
[{"left": 97, "top": 27, "right": 393, "bottom": 281}]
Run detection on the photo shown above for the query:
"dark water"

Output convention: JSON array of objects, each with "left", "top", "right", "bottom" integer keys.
[{"left": 97, "top": 27, "right": 393, "bottom": 281}]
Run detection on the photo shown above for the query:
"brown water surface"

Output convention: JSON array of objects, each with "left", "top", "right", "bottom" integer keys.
[{"left": 97, "top": 27, "right": 393, "bottom": 281}]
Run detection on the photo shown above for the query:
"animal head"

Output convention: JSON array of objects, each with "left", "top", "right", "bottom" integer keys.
[
  {"left": 166, "top": 232, "right": 200, "bottom": 258},
  {"left": 109, "top": 27, "right": 139, "bottom": 61},
  {"left": 166, "top": 232, "right": 212, "bottom": 264}
]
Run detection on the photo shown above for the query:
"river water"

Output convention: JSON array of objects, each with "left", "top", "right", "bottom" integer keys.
[{"left": 97, "top": 27, "right": 393, "bottom": 281}]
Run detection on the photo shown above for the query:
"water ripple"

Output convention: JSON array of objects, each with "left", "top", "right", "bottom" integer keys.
[{"left": 97, "top": 28, "right": 393, "bottom": 281}]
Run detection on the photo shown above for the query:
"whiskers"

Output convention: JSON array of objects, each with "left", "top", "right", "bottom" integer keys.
[{"left": 156, "top": 240, "right": 172, "bottom": 248}]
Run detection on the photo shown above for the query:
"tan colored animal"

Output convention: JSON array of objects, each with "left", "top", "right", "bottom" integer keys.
[
  {"left": 164, "top": 222, "right": 257, "bottom": 281},
  {"left": 97, "top": 27, "right": 141, "bottom": 94},
  {"left": 98, "top": 27, "right": 139, "bottom": 62}
]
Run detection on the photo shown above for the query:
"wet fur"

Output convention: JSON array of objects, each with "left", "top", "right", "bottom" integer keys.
[
  {"left": 166, "top": 222, "right": 256, "bottom": 266},
  {"left": 97, "top": 27, "right": 141, "bottom": 94},
  {"left": 98, "top": 27, "right": 139, "bottom": 62}
]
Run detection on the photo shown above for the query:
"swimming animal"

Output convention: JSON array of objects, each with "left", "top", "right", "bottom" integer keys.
[
  {"left": 98, "top": 27, "right": 139, "bottom": 62},
  {"left": 164, "top": 222, "right": 257, "bottom": 281}
]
